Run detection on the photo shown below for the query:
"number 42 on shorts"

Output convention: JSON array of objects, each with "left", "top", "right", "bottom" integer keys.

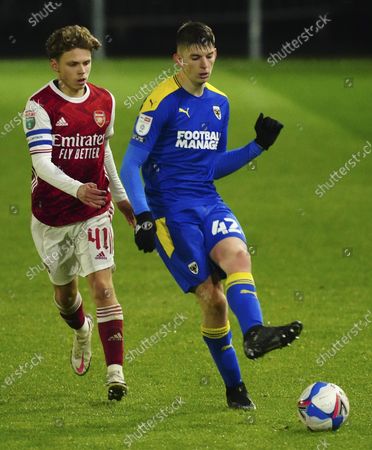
[{"left": 211, "top": 218, "right": 242, "bottom": 235}]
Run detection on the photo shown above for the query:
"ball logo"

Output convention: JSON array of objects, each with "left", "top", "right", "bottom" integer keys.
[{"left": 94, "top": 110, "right": 106, "bottom": 127}]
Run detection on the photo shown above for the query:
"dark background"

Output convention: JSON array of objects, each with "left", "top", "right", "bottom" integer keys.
[{"left": 0, "top": 0, "right": 369, "bottom": 58}]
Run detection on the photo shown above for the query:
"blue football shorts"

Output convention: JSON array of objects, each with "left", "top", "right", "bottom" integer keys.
[{"left": 155, "top": 201, "right": 247, "bottom": 293}]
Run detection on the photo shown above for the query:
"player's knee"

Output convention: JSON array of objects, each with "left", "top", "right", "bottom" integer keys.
[
  {"left": 225, "top": 248, "right": 251, "bottom": 273},
  {"left": 54, "top": 284, "right": 77, "bottom": 307},
  {"left": 91, "top": 280, "right": 116, "bottom": 304},
  {"left": 236, "top": 248, "right": 251, "bottom": 268}
]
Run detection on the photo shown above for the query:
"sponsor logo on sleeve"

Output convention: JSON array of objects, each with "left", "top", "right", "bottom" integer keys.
[
  {"left": 135, "top": 113, "right": 153, "bottom": 136},
  {"left": 25, "top": 110, "right": 36, "bottom": 130}
]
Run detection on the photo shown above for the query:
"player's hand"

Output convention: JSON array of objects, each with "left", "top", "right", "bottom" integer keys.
[
  {"left": 254, "top": 113, "right": 284, "bottom": 150},
  {"left": 116, "top": 199, "right": 136, "bottom": 227},
  {"left": 77, "top": 183, "right": 107, "bottom": 209},
  {"left": 134, "top": 211, "right": 156, "bottom": 253}
]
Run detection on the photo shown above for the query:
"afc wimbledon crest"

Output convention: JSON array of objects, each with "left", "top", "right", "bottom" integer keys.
[
  {"left": 94, "top": 110, "right": 106, "bottom": 127},
  {"left": 213, "top": 105, "right": 221, "bottom": 120},
  {"left": 188, "top": 261, "right": 199, "bottom": 275}
]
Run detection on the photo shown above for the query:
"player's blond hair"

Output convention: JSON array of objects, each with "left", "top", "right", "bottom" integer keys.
[{"left": 46, "top": 25, "right": 101, "bottom": 59}]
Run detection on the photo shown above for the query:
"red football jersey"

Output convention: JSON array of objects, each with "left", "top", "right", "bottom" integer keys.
[{"left": 23, "top": 81, "right": 114, "bottom": 226}]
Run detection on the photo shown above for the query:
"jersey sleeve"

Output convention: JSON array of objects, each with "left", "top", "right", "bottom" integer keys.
[
  {"left": 129, "top": 97, "right": 170, "bottom": 151},
  {"left": 104, "top": 140, "right": 128, "bottom": 202},
  {"left": 23, "top": 100, "right": 53, "bottom": 155},
  {"left": 105, "top": 91, "right": 115, "bottom": 139},
  {"left": 217, "top": 99, "right": 230, "bottom": 152}
]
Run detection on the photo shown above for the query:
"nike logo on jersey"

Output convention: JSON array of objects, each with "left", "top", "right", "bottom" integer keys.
[
  {"left": 179, "top": 107, "right": 190, "bottom": 118},
  {"left": 56, "top": 116, "right": 69, "bottom": 126}
]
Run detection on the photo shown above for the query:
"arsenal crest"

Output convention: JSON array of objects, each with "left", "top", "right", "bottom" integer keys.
[
  {"left": 213, "top": 105, "right": 222, "bottom": 120},
  {"left": 94, "top": 110, "right": 106, "bottom": 127}
]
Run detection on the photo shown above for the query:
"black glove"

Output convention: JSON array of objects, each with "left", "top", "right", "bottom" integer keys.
[
  {"left": 134, "top": 211, "right": 156, "bottom": 253},
  {"left": 254, "top": 112, "right": 284, "bottom": 150}
]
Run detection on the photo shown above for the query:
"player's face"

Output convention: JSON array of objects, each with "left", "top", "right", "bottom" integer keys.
[
  {"left": 51, "top": 48, "right": 92, "bottom": 97},
  {"left": 176, "top": 44, "right": 217, "bottom": 86}
]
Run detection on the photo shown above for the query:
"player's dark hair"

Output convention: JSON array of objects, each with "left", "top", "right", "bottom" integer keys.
[
  {"left": 46, "top": 25, "right": 101, "bottom": 59},
  {"left": 176, "top": 21, "right": 215, "bottom": 50}
]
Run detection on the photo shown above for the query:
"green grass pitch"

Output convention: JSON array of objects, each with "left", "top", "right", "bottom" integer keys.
[{"left": 0, "top": 58, "right": 371, "bottom": 449}]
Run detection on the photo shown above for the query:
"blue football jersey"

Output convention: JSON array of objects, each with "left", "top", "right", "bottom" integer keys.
[{"left": 129, "top": 75, "right": 229, "bottom": 217}]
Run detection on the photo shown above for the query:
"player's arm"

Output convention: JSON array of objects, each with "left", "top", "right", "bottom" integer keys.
[
  {"left": 120, "top": 100, "right": 169, "bottom": 253},
  {"left": 104, "top": 140, "right": 135, "bottom": 226},
  {"left": 214, "top": 112, "right": 284, "bottom": 180},
  {"left": 23, "top": 100, "right": 105, "bottom": 209},
  {"left": 104, "top": 92, "right": 135, "bottom": 226},
  {"left": 120, "top": 143, "right": 156, "bottom": 253}
]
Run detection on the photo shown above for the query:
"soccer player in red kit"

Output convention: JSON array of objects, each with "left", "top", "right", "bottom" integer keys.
[{"left": 22, "top": 25, "right": 134, "bottom": 400}]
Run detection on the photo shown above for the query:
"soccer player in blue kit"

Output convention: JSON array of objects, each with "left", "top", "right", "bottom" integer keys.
[{"left": 121, "top": 21, "right": 303, "bottom": 409}]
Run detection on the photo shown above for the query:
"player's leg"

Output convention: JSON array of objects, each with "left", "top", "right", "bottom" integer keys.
[
  {"left": 210, "top": 235, "right": 303, "bottom": 359},
  {"left": 78, "top": 210, "right": 126, "bottom": 400},
  {"left": 195, "top": 276, "right": 255, "bottom": 410},
  {"left": 86, "top": 268, "right": 126, "bottom": 400},
  {"left": 155, "top": 211, "right": 254, "bottom": 409},
  {"left": 54, "top": 279, "right": 94, "bottom": 376},
  {"left": 31, "top": 215, "right": 93, "bottom": 375},
  {"left": 210, "top": 237, "right": 263, "bottom": 335}
]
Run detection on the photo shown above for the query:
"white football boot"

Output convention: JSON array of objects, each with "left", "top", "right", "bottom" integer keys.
[
  {"left": 70, "top": 314, "right": 94, "bottom": 376},
  {"left": 107, "top": 364, "right": 127, "bottom": 401}
]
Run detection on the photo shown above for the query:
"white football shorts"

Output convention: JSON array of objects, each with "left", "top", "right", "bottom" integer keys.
[{"left": 31, "top": 209, "right": 115, "bottom": 285}]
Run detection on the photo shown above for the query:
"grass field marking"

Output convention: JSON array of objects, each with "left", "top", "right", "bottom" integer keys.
[
  {"left": 125, "top": 312, "right": 188, "bottom": 364},
  {"left": 267, "top": 13, "right": 332, "bottom": 67},
  {"left": 315, "top": 140, "right": 371, "bottom": 198},
  {"left": 123, "top": 396, "right": 185, "bottom": 447},
  {"left": 123, "top": 63, "right": 181, "bottom": 109},
  {"left": 1, "top": 353, "right": 44, "bottom": 390},
  {"left": 316, "top": 309, "right": 372, "bottom": 367}
]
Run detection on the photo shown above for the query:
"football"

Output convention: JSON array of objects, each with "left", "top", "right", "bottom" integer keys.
[{"left": 297, "top": 382, "right": 350, "bottom": 431}]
